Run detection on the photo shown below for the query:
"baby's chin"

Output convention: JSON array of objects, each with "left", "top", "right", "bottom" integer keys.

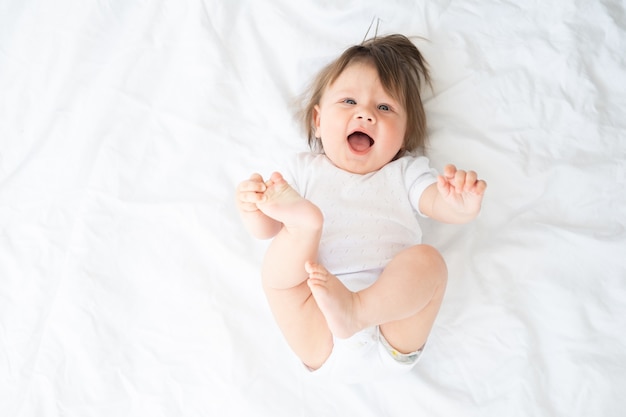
[{"left": 324, "top": 154, "right": 388, "bottom": 175}]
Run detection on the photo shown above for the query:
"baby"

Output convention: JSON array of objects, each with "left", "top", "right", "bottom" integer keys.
[{"left": 236, "top": 34, "right": 486, "bottom": 382}]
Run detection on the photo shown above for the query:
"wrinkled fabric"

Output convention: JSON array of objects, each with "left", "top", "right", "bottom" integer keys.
[{"left": 1, "top": 1, "right": 625, "bottom": 416}]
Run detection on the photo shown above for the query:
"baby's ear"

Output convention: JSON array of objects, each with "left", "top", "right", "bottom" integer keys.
[{"left": 313, "top": 104, "right": 321, "bottom": 137}]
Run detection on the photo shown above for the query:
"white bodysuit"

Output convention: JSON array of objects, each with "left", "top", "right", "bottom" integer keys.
[
  {"left": 285, "top": 152, "right": 438, "bottom": 383},
  {"left": 287, "top": 152, "right": 437, "bottom": 291}
]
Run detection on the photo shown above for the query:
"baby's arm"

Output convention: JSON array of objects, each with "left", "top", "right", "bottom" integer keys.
[
  {"left": 419, "top": 164, "right": 487, "bottom": 224},
  {"left": 236, "top": 173, "right": 282, "bottom": 239}
]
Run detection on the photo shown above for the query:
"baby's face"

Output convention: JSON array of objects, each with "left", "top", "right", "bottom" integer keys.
[{"left": 313, "top": 61, "right": 407, "bottom": 174}]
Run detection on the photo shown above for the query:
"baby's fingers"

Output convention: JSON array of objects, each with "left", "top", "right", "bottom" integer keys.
[
  {"left": 453, "top": 169, "right": 468, "bottom": 191},
  {"left": 463, "top": 170, "right": 478, "bottom": 192},
  {"left": 443, "top": 165, "right": 487, "bottom": 195},
  {"left": 238, "top": 174, "right": 266, "bottom": 192},
  {"left": 443, "top": 164, "right": 457, "bottom": 180},
  {"left": 443, "top": 165, "right": 466, "bottom": 191},
  {"left": 236, "top": 174, "right": 269, "bottom": 208},
  {"left": 461, "top": 171, "right": 488, "bottom": 195},
  {"left": 238, "top": 191, "right": 265, "bottom": 205},
  {"left": 238, "top": 182, "right": 266, "bottom": 195},
  {"left": 473, "top": 179, "right": 488, "bottom": 195}
]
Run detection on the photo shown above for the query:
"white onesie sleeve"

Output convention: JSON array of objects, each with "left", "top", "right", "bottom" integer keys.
[{"left": 402, "top": 155, "right": 438, "bottom": 217}]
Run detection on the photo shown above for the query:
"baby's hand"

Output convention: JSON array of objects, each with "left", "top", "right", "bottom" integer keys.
[
  {"left": 236, "top": 173, "right": 267, "bottom": 213},
  {"left": 437, "top": 164, "right": 487, "bottom": 216}
]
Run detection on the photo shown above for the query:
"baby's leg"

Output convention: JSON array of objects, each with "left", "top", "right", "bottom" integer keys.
[
  {"left": 257, "top": 172, "right": 323, "bottom": 289},
  {"left": 306, "top": 262, "right": 364, "bottom": 339},
  {"left": 257, "top": 173, "right": 332, "bottom": 368},
  {"left": 373, "top": 245, "right": 447, "bottom": 354},
  {"left": 307, "top": 245, "right": 447, "bottom": 354}
]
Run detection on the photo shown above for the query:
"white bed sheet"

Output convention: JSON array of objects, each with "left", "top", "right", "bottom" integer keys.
[{"left": 1, "top": 1, "right": 625, "bottom": 416}]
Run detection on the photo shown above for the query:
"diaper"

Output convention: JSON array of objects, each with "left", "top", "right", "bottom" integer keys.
[{"left": 306, "top": 326, "right": 424, "bottom": 384}]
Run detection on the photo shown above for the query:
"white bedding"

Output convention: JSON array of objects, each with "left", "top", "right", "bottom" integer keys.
[{"left": 1, "top": 1, "right": 625, "bottom": 416}]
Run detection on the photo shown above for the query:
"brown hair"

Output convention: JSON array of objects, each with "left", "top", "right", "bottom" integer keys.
[{"left": 302, "top": 34, "right": 431, "bottom": 155}]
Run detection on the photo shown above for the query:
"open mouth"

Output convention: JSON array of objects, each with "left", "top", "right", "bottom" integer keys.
[{"left": 347, "top": 131, "right": 374, "bottom": 153}]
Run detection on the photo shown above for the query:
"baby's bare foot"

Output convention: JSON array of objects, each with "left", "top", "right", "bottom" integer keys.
[
  {"left": 306, "top": 261, "right": 364, "bottom": 339},
  {"left": 257, "top": 172, "right": 322, "bottom": 231}
]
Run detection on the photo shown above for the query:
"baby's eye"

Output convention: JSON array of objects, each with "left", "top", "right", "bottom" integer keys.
[
  {"left": 343, "top": 98, "right": 357, "bottom": 105},
  {"left": 378, "top": 104, "right": 390, "bottom": 111}
]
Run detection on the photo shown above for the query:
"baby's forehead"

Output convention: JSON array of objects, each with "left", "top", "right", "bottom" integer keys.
[{"left": 328, "top": 59, "right": 404, "bottom": 100}]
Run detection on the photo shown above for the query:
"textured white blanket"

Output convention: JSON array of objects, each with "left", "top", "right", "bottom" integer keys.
[{"left": 1, "top": 1, "right": 625, "bottom": 416}]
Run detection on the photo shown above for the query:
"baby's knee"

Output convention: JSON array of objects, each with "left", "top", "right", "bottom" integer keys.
[{"left": 407, "top": 245, "right": 448, "bottom": 282}]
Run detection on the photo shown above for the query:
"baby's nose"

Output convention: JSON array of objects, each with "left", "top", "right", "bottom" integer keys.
[{"left": 355, "top": 109, "right": 375, "bottom": 123}]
